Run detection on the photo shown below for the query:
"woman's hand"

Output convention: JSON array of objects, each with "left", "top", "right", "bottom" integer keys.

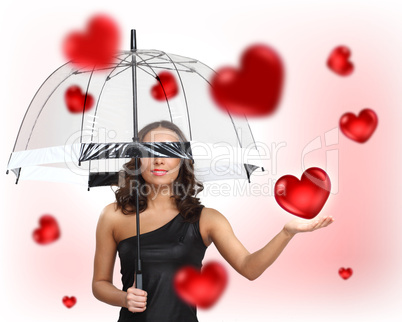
[
  {"left": 283, "top": 215, "right": 334, "bottom": 237},
  {"left": 125, "top": 286, "right": 147, "bottom": 313}
]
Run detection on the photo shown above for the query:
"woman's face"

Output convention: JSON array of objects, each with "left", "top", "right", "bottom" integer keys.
[{"left": 140, "top": 127, "right": 182, "bottom": 187}]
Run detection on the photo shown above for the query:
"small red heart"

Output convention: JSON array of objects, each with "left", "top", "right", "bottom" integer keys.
[
  {"left": 151, "top": 72, "right": 179, "bottom": 101},
  {"left": 174, "top": 261, "right": 228, "bottom": 309},
  {"left": 327, "top": 46, "right": 354, "bottom": 76},
  {"left": 33, "top": 215, "right": 60, "bottom": 245},
  {"left": 63, "top": 14, "right": 120, "bottom": 68},
  {"left": 65, "top": 85, "right": 95, "bottom": 114},
  {"left": 274, "top": 167, "right": 331, "bottom": 219},
  {"left": 62, "top": 296, "right": 77, "bottom": 308},
  {"left": 210, "top": 44, "right": 284, "bottom": 117},
  {"left": 339, "top": 108, "right": 378, "bottom": 143},
  {"left": 339, "top": 267, "right": 353, "bottom": 280}
]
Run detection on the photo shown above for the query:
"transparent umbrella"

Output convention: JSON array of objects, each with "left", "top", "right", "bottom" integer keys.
[{"left": 6, "top": 30, "right": 264, "bottom": 288}]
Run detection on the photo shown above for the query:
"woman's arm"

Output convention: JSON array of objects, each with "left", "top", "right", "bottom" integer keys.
[
  {"left": 202, "top": 208, "right": 333, "bottom": 281},
  {"left": 92, "top": 204, "right": 147, "bottom": 314},
  {"left": 92, "top": 204, "right": 128, "bottom": 307},
  {"left": 92, "top": 204, "right": 147, "bottom": 312}
]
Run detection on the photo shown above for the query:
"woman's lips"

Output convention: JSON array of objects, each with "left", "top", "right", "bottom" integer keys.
[{"left": 151, "top": 169, "right": 168, "bottom": 176}]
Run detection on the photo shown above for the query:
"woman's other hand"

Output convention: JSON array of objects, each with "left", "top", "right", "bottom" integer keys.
[{"left": 283, "top": 215, "right": 334, "bottom": 237}]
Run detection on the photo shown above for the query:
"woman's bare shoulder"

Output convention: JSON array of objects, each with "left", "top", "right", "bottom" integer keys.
[
  {"left": 100, "top": 202, "right": 119, "bottom": 216},
  {"left": 201, "top": 207, "right": 226, "bottom": 217},
  {"left": 199, "top": 207, "right": 232, "bottom": 246},
  {"left": 200, "top": 207, "right": 230, "bottom": 227},
  {"left": 98, "top": 203, "right": 123, "bottom": 226}
]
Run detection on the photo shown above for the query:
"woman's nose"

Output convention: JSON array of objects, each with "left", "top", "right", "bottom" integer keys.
[{"left": 153, "top": 157, "right": 165, "bottom": 164}]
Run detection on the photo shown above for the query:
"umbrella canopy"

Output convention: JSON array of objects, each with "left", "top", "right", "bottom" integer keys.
[{"left": 7, "top": 35, "right": 264, "bottom": 188}]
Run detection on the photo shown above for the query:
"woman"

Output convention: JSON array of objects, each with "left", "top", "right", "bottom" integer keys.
[{"left": 92, "top": 120, "right": 334, "bottom": 321}]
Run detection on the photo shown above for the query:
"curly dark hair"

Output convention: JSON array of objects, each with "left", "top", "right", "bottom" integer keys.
[{"left": 114, "top": 120, "right": 204, "bottom": 222}]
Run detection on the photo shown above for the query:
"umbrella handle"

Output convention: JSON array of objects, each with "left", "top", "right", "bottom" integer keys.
[{"left": 135, "top": 271, "right": 143, "bottom": 290}]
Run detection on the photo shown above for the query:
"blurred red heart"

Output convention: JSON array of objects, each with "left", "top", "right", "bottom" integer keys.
[
  {"left": 174, "top": 261, "right": 228, "bottom": 309},
  {"left": 339, "top": 267, "right": 353, "bottom": 280},
  {"left": 62, "top": 296, "right": 77, "bottom": 308},
  {"left": 33, "top": 215, "right": 60, "bottom": 245},
  {"left": 151, "top": 72, "right": 179, "bottom": 101},
  {"left": 274, "top": 167, "right": 331, "bottom": 219},
  {"left": 339, "top": 108, "right": 378, "bottom": 143},
  {"left": 210, "top": 44, "right": 283, "bottom": 117},
  {"left": 65, "top": 85, "right": 95, "bottom": 113},
  {"left": 63, "top": 14, "right": 120, "bottom": 68},
  {"left": 327, "top": 46, "right": 354, "bottom": 76}
]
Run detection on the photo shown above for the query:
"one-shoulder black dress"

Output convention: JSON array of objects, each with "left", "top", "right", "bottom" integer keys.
[{"left": 117, "top": 206, "right": 207, "bottom": 321}]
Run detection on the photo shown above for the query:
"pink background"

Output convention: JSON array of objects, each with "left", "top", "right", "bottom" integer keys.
[{"left": 2, "top": 0, "right": 402, "bottom": 321}]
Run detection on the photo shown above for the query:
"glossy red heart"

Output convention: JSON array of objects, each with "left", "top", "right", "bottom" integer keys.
[
  {"left": 274, "top": 167, "right": 331, "bottom": 219},
  {"left": 65, "top": 85, "right": 95, "bottom": 113},
  {"left": 339, "top": 267, "right": 353, "bottom": 280},
  {"left": 210, "top": 44, "right": 284, "bottom": 117},
  {"left": 62, "top": 296, "right": 77, "bottom": 308},
  {"left": 174, "top": 261, "right": 228, "bottom": 309},
  {"left": 339, "top": 108, "right": 378, "bottom": 143},
  {"left": 63, "top": 14, "right": 120, "bottom": 68},
  {"left": 33, "top": 215, "right": 60, "bottom": 245},
  {"left": 151, "top": 71, "right": 179, "bottom": 101},
  {"left": 327, "top": 46, "right": 354, "bottom": 76}
]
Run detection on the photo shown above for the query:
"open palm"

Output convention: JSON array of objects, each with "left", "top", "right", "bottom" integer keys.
[{"left": 284, "top": 215, "right": 334, "bottom": 236}]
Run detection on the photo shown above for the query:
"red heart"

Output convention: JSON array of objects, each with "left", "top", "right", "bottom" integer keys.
[
  {"left": 151, "top": 72, "right": 179, "bottom": 101},
  {"left": 63, "top": 14, "right": 120, "bottom": 68},
  {"left": 174, "top": 261, "right": 228, "bottom": 309},
  {"left": 210, "top": 44, "right": 284, "bottom": 117},
  {"left": 274, "top": 167, "right": 331, "bottom": 219},
  {"left": 327, "top": 46, "right": 354, "bottom": 76},
  {"left": 339, "top": 108, "right": 378, "bottom": 143},
  {"left": 62, "top": 296, "right": 77, "bottom": 308},
  {"left": 33, "top": 215, "right": 60, "bottom": 245},
  {"left": 65, "top": 85, "right": 95, "bottom": 113},
  {"left": 339, "top": 267, "right": 353, "bottom": 280}
]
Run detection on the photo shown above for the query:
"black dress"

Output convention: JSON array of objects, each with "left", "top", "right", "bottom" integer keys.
[{"left": 117, "top": 206, "right": 207, "bottom": 321}]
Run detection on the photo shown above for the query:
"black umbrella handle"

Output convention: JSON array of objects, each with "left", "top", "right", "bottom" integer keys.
[{"left": 135, "top": 271, "right": 143, "bottom": 290}]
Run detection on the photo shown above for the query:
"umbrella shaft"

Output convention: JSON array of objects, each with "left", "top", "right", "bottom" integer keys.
[
  {"left": 131, "top": 30, "right": 138, "bottom": 141},
  {"left": 131, "top": 56, "right": 138, "bottom": 141},
  {"left": 135, "top": 157, "right": 142, "bottom": 289}
]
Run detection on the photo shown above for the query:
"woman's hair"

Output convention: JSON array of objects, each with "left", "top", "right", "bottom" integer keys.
[{"left": 114, "top": 120, "right": 204, "bottom": 222}]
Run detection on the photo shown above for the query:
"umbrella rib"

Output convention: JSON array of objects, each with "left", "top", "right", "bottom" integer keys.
[
  {"left": 134, "top": 52, "right": 174, "bottom": 123},
  {"left": 198, "top": 62, "right": 256, "bottom": 180},
  {"left": 134, "top": 51, "right": 196, "bottom": 74},
  {"left": 73, "top": 53, "right": 133, "bottom": 74},
  {"left": 73, "top": 63, "right": 131, "bottom": 74},
  {"left": 141, "top": 60, "right": 198, "bottom": 65},
  {"left": 138, "top": 65, "right": 195, "bottom": 73},
  {"left": 245, "top": 115, "right": 259, "bottom": 151},
  {"left": 108, "top": 54, "right": 173, "bottom": 80},
  {"left": 135, "top": 52, "right": 165, "bottom": 63},
  {"left": 107, "top": 65, "right": 132, "bottom": 80},
  {"left": 135, "top": 52, "right": 198, "bottom": 73},
  {"left": 100, "top": 53, "right": 133, "bottom": 79},
  {"left": 135, "top": 65, "right": 158, "bottom": 78},
  {"left": 23, "top": 68, "right": 78, "bottom": 150},
  {"left": 160, "top": 51, "right": 192, "bottom": 141},
  {"left": 10, "top": 62, "right": 72, "bottom": 152},
  {"left": 196, "top": 63, "right": 246, "bottom": 149},
  {"left": 79, "top": 68, "right": 95, "bottom": 144},
  {"left": 88, "top": 54, "right": 133, "bottom": 143}
]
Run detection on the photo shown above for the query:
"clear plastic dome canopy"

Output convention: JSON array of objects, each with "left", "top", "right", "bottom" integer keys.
[{"left": 7, "top": 33, "right": 264, "bottom": 189}]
